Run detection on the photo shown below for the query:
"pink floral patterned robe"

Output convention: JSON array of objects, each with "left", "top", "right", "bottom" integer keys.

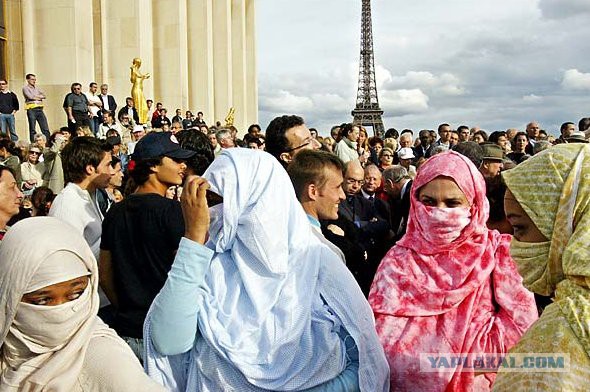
[{"left": 369, "top": 151, "right": 538, "bottom": 391}]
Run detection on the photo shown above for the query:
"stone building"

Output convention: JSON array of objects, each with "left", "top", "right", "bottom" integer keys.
[{"left": 2, "top": 0, "right": 257, "bottom": 138}]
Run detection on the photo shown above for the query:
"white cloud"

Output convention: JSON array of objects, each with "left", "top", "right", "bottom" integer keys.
[
  {"left": 310, "top": 93, "right": 350, "bottom": 114},
  {"left": 375, "top": 64, "right": 393, "bottom": 89},
  {"left": 561, "top": 69, "right": 590, "bottom": 90},
  {"left": 390, "top": 71, "right": 437, "bottom": 87},
  {"left": 259, "top": 90, "right": 313, "bottom": 112},
  {"left": 380, "top": 89, "right": 429, "bottom": 116},
  {"left": 386, "top": 71, "right": 465, "bottom": 96},
  {"left": 522, "top": 94, "right": 543, "bottom": 103},
  {"left": 538, "top": 0, "right": 590, "bottom": 19}
]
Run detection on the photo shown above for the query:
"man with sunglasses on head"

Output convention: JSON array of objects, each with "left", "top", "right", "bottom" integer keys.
[
  {"left": 64, "top": 82, "right": 91, "bottom": 137},
  {"left": 99, "top": 132, "right": 196, "bottom": 362},
  {"left": 265, "top": 114, "right": 321, "bottom": 168}
]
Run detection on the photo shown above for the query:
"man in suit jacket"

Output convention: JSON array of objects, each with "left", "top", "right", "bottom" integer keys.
[
  {"left": 117, "top": 97, "right": 139, "bottom": 125},
  {"left": 339, "top": 160, "right": 392, "bottom": 294},
  {"left": 99, "top": 84, "right": 117, "bottom": 115},
  {"left": 425, "top": 123, "right": 452, "bottom": 158},
  {"left": 413, "top": 129, "right": 433, "bottom": 161},
  {"left": 339, "top": 161, "right": 391, "bottom": 239},
  {"left": 524, "top": 121, "right": 540, "bottom": 155},
  {"left": 383, "top": 165, "right": 413, "bottom": 242}
]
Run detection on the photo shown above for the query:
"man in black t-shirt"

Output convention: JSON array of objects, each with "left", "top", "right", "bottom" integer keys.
[
  {"left": 64, "top": 82, "right": 90, "bottom": 136},
  {"left": 99, "top": 131, "right": 195, "bottom": 362}
]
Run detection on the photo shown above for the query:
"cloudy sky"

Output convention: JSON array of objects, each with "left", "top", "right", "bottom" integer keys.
[{"left": 256, "top": 0, "right": 590, "bottom": 136}]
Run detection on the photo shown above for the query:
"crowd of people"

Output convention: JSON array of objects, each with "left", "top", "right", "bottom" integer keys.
[{"left": 0, "top": 75, "right": 590, "bottom": 391}]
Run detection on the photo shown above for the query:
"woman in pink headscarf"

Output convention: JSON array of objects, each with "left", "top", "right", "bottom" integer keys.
[{"left": 369, "top": 151, "right": 538, "bottom": 391}]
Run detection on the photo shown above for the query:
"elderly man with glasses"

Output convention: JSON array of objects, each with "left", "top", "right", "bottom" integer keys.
[{"left": 339, "top": 160, "right": 393, "bottom": 296}]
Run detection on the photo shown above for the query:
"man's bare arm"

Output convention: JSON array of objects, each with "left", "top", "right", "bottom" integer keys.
[{"left": 98, "top": 250, "right": 119, "bottom": 308}]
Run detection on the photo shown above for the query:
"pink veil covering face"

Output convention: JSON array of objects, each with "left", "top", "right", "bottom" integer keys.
[{"left": 371, "top": 151, "right": 497, "bottom": 316}]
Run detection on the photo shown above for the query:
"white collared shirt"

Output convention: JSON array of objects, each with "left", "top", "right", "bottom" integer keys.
[
  {"left": 400, "top": 180, "right": 411, "bottom": 199},
  {"left": 360, "top": 189, "right": 375, "bottom": 200},
  {"left": 100, "top": 94, "right": 110, "bottom": 111},
  {"left": 48, "top": 182, "right": 104, "bottom": 260}
]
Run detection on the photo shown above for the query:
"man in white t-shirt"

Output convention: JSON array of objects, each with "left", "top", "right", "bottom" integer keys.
[
  {"left": 49, "top": 136, "right": 114, "bottom": 259},
  {"left": 85, "top": 82, "right": 103, "bottom": 136}
]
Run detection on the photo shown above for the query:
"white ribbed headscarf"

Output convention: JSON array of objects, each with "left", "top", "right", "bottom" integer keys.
[{"left": 0, "top": 217, "right": 146, "bottom": 391}]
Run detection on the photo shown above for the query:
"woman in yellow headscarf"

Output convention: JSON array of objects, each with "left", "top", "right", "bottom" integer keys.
[{"left": 494, "top": 143, "right": 590, "bottom": 391}]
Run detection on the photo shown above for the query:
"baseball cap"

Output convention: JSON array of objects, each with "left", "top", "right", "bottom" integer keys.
[
  {"left": 132, "top": 125, "right": 145, "bottom": 133},
  {"left": 397, "top": 147, "right": 415, "bottom": 160},
  {"left": 481, "top": 143, "right": 504, "bottom": 161},
  {"left": 132, "top": 132, "right": 196, "bottom": 160}
]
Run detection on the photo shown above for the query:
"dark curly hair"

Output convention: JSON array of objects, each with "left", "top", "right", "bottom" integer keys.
[
  {"left": 61, "top": 137, "right": 111, "bottom": 184},
  {"left": 31, "top": 186, "right": 56, "bottom": 216},
  {"left": 175, "top": 130, "right": 215, "bottom": 176},
  {"left": 265, "top": 115, "right": 305, "bottom": 161}
]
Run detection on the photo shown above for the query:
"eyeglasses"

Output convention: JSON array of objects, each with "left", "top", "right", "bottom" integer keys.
[
  {"left": 346, "top": 178, "right": 365, "bottom": 186},
  {"left": 29, "top": 151, "right": 40, "bottom": 155},
  {"left": 284, "top": 140, "right": 311, "bottom": 152},
  {"left": 284, "top": 137, "right": 320, "bottom": 153}
]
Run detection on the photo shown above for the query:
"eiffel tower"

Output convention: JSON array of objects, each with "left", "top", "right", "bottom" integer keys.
[{"left": 351, "top": 0, "right": 385, "bottom": 137}]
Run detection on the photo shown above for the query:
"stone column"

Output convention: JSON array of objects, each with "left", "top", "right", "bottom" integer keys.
[
  {"left": 212, "top": 0, "right": 232, "bottom": 127},
  {"left": 245, "top": 0, "right": 258, "bottom": 127},
  {"left": 231, "top": 0, "right": 247, "bottom": 132},
  {"left": 16, "top": 0, "right": 96, "bottom": 134},
  {"left": 187, "top": 0, "right": 214, "bottom": 123},
  {"left": 151, "top": 0, "right": 188, "bottom": 113}
]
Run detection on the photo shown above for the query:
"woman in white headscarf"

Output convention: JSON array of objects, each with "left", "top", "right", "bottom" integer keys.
[
  {"left": 0, "top": 217, "right": 164, "bottom": 391},
  {"left": 144, "top": 148, "right": 389, "bottom": 391}
]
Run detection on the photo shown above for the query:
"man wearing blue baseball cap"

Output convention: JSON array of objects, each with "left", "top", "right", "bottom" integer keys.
[{"left": 99, "top": 131, "right": 196, "bottom": 362}]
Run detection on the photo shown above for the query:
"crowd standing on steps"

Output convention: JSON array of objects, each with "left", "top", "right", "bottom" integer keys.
[{"left": 1, "top": 75, "right": 590, "bottom": 390}]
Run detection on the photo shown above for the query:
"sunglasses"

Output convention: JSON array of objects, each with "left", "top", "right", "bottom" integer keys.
[
  {"left": 206, "top": 190, "right": 223, "bottom": 207},
  {"left": 29, "top": 151, "right": 40, "bottom": 155}
]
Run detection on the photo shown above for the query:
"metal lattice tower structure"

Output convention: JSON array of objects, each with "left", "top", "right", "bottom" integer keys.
[{"left": 351, "top": 0, "right": 385, "bottom": 137}]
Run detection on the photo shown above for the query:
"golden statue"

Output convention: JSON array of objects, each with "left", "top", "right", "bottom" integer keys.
[
  {"left": 224, "top": 107, "right": 235, "bottom": 127},
  {"left": 130, "top": 57, "right": 150, "bottom": 124}
]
